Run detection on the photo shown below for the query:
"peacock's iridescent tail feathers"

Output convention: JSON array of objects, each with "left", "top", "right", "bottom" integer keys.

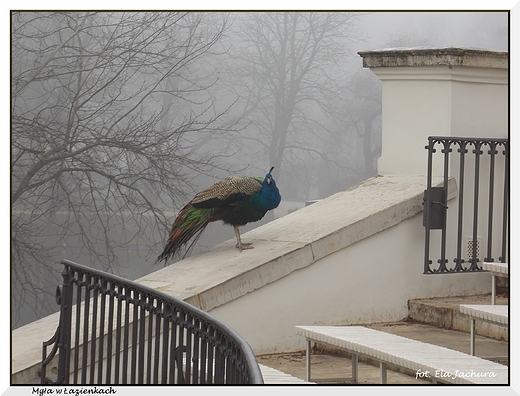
[{"left": 156, "top": 204, "right": 213, "bottom": 263}]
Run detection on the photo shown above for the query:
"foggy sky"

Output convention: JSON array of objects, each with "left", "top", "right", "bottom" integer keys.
[{"left": 358, "top": 11, "right": 508, "bottom": 52}]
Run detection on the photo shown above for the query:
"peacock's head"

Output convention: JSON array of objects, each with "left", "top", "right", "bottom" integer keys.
[
  {"left": 261, "top": 166, "right": 281, "bottom": 209},
  {"left": 265, "top": 167, "right": 275, "bottom": 185}
]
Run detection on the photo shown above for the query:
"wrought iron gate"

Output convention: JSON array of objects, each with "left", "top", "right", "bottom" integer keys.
[
  {"left": 41, "top": 260, "right": 264, "bottom": 384},
  {"left": 423, "top": 136, "right": 509, "bottom": 274}
]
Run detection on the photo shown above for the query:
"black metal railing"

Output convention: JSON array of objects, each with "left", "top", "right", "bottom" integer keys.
[
  {"left": 423, "top": 136, "right": 509, "bottom": 274},
  {"left": 41, "top": 260, "right": 264, "bottom": 385}
]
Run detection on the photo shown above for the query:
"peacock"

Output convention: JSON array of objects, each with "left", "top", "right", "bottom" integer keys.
[{"left": 157, "top": 167, "right": 281, "bottom": 263}]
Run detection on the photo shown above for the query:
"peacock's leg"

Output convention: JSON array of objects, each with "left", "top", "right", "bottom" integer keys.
[{"left": 234, "top": 225, "right": 253, "bottom": 251}]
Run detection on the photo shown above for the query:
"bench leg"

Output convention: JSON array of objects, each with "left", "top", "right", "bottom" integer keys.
[
  {"left": 470, "top": 318, "right": 476, "bottom": 356},
  {"left": 492, "top": 275, "right": 496, "bottom": 305},
  {"left": 380, "top": 362, "right": 387, "bottom": 384},
  {"left": 305, "top": 339, "right": 311, "bottom": 382},
  {"left": 351, "top": 353, "right": 358, "bottom": 383}
]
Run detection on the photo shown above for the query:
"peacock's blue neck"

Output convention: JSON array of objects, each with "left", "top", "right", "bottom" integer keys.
[{"left": 259, "top": 179, "right": 281, "bottom": 210}]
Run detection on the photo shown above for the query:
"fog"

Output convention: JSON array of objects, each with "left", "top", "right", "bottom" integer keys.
[
  {"left": 11, "top": 11, "right": 508, "bottom": 328},
  {"left": 361, "top": 12, "right": 506, "bottom": 48}
]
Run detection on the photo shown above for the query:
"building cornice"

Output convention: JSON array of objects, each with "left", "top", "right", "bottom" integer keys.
[{"left": 358, "top": 47, "right": 508, "bottom": 70}]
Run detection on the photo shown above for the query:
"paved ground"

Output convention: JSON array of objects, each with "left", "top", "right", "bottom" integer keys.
[
  {"left": 257, "top": 319, "right": 508, "bottom": 385},
  {"left": 257, "top": 342, "right": 430, "bottom": 384}
]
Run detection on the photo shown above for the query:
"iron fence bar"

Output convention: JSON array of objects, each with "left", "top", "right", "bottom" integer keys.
[
  {"left": 229, "top": 345, "right": 237, "bottom": 383},
  {"left": 81, "top": 274, "right": 90, "bottom": 384},
  {"left": 185, "top": 314, "right": 193, "bottom": 383},
  {"left": 137, "top": 293, "right": 145, "bottom": 384},
  {"left": 153, "top": 301, "right": 161, "bottom": 384},
  {"left": 214, "top": 337, "right": 222, "bottom": 384},
  {"left": 168, "top": 307, "right": 178, "bottom": 383},
  {"left": 58, "top": 266, "right": 73, "bottom": 384},
  {"left": 105, "top": 281, "right": 115, "bottom": 384},
  {"left": 90, "top": 277, "right": 99, "bottom": 384},
  {"left": 97, "top": 280, "right": 107, "bottom": 384},
  {"left": 113, "top": 284, "right": 123, "bottom": 384},
  {"left": 486, "top": 142, "right": 497, "bottom": 262},
  {"left": 207, "top": 326, "right": 215, "bottom": 384},
  {"left": 501, "top": 142, "right": 509, "bottom": 262},
  {"left": 122, "top": 286, "right": 130, "bottom": 384},
  {"left": 439, "top": 139, "right": 452, "bottom": 272},
  {"left": 470, "top": 141, "right": 483, "bottom": 271},
  {"left": 72, "top": 274, "right": 82, "bottom": 384},
  {"left": 176, "top": 311, "right": 185, "bottom": 384},
  {"left": 226, "top": 349, "right": 233, "bottom": 384},
  {"left": 130, "top": 288, "right": 138, "bottom": 384},
  {"left": 147, "top": 296, "right": 154, "bottom": 384},
  {"left": 160, "top": 301, "right": 170, "bottom": 384},
  {"left": 199, "top": 323, "right": 207, "bottom": 384},
  {"left": 215, "top": 333, "right": 226, "bottom": 384},
  {"left": 62, "top": 268, "right": 72, "bottom": 383},
  {"left": 454, "top": 140, "right": 468, "bottom": 271},
  {"left": 192, "top": 318, "right": 200, "bottom": 384}
]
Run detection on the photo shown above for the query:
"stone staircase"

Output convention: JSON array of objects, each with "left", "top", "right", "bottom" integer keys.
[
  {"left": 408, "top": 294, "right": 508, "bottom": 342},
  {"left": 258, "top": 292, "right": 509, "bottom": 383}
]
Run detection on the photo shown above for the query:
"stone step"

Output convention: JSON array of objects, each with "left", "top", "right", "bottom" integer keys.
[{"left": 407, "top": 294, "right": 508, "bottom": 341}]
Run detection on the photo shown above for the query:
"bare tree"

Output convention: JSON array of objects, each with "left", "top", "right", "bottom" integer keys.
[
  {"left": 220, "top": 12, "right": 363, "bottom": 188},
  {"left": 346, "top": 70, "right": 382, "bottom": 179},
  {"left": 11, "top": 11, "right": 232, "bottom": 327}
]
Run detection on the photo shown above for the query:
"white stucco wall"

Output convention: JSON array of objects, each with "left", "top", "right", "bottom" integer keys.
[
  {"left": 378, "top": 74, "right": 452, "bottom": 176},
  {"left": 450, "top": 74, "right": 508, "bottom": 140},
  {"left": 208, "top": 212, "right": 490, "bottom": 354}
]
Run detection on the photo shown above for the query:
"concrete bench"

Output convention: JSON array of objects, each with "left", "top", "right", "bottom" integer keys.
[
  {"left": 296, "top": 325, "right": 508, "bottom": 384},
  {"left": 459, "top": 304, "right": 508, "bottom": 356},
  {"left": 481, "top": 262, "right": 508, "bottom": 304}
]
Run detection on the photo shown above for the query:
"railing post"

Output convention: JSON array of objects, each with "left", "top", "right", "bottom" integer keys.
[
  {"left": 57, "top": 264, "right": 73, "bottom": 384},
  {"left": 454, "top": 140, "right": 468, "bottom": 272},
  {"left": 423, "top": 137, "right": 435, "bottom": 274}
]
